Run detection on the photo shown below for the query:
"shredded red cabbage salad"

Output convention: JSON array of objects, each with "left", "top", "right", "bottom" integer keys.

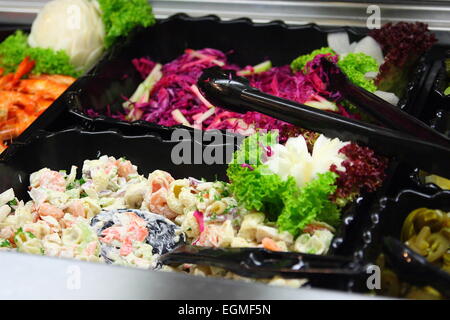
[{"left": 88, "top": 48, "right": 356, "bottom": 139}]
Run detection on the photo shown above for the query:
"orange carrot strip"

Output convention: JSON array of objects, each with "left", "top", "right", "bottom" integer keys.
[{"left": 262, "top": 237, "right": 281, "bottom": 252}]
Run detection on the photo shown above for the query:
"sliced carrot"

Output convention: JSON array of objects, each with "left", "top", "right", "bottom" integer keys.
[
  {"left": 13, "top": 56, "right": 35, "bottom": 82},
  {"left": 262, "top": 237, "right": 281, "bottom": 252}
]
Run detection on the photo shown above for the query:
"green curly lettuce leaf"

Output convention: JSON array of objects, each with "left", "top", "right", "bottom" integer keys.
[
  {"left": 337, "top": 52, "right": 378, "bottom": 92},
  {"left": 0, "top": 31, "right": 80, "bottom": 76},
  {"left": 227, "top": 133, "right": 341, "bottom": 236},
  {"left": 227, "top": 132, "right": 280, "bottom": 220},
  {"left": 277, "top": 172, "right": 340, "bottom": 236},
  {"left": 98, "top": 0, "right": 156, "bottom": 48},
  {"left": 291, "top": 49, "right": 378, "bottom": 93}
]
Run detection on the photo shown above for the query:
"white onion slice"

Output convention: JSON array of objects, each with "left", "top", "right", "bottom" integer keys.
[
  {"left": 349, "top": 41, "right": 357, "bottom": 52},
  {"left": 364, "top": 71, "right": 378, "bottom": 80},
  {"left": 353, "top": 36, "right": 384, "bottom": 65},
  {"left": 374, "top": 90, "right": 400, "bottom": 106},
  {"left": 327, "top": 32, "right": 351, "bottom": 55}
]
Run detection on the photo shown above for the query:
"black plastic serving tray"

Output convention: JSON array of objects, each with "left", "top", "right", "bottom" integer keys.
[
  {"left": 350, "top": 188, "right": 450, "bottom": 295},
  {"left": 0, "top": 26, "right": 101, "bottom": 146},
  {"left": 431, "top": 59, "right": 450, "bottom": 112},
  {"left": 357, "top": 189, "right": 450, "bottom": 263},
  {"left": 6, "top": 14, "right": 432, "bottom": 159},
  {"left": 61, "top": 14, "right": 430, "bottom": 137},
  {"left": 401, "top": 56, "right": 450, "bottom": 193},
  {"left": 0, "top": 127, "right": 377, "bottom": 291},
  {"left": 409, "top": 105, "right": 450, "bottom": 193},
  {"left": 0, "top": 128, "right": 236, "bottom": 199}
]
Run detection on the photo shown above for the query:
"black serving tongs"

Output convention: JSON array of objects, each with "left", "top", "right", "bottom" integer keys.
[
  {"left": 198, "top": 65, "right": 450, "bottom": 179},
  {"left": 95, "top": 209, "right": 363, "bottom": 279},
  {"left": 321, "top": 59, "right": 450, "bottom": 147},
  {"left": 159, "top": 245, "right": 365, "bottom": 279}
]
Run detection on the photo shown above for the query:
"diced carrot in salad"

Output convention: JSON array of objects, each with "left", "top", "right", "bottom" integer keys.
[{"left": 262, "top": 237, "right": 281, "bottom": 252}]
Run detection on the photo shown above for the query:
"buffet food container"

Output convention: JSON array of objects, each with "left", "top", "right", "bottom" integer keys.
[
  {"left": 0, "top": 128, "right": 233, "bottom": 197},
  {"left": 404, "top": 58, "right": 450, "bottom": 193},
  {"left": 0, "top": 127, "right": 375, "bottom": 292},
  {"left": 8, "top": 14, "right": 431, "bottom": 145},
  {"left": 8, "top": 14, "right": 435, "bottom": 154},
  {"left": 64, "top": 14, "right": 430, "bottom": 135},
  {"left": 33, "top": 15, "right": 439, "bottom": 261},
  {"left": 354, "top": 188, "right": 450, "bottom": 265},
  {"left": 0, "top": 12, "right": 445, "bottom": 299},
  {"left": 351, "top": 188, "right": 450, "bottom": 296}
]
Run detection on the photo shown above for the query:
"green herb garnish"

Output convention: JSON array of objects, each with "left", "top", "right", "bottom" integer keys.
[
  {"left": 25, "top": 232, "right": 36, "bottom": 239},
  {"left": 0, "top": 30, "right": 80, "bottom": 76},
  {"left": 0, "top": 239, "right": 11, "bottom": 248}
]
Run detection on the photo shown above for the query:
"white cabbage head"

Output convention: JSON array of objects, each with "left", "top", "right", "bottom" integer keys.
[{"left": 28, "top": 0, "right": 105, "bottom": 71}]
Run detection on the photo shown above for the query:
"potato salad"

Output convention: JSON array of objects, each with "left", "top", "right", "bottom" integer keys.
[{"left": 0, "top": 155, "right": 334, "bottom": 288}]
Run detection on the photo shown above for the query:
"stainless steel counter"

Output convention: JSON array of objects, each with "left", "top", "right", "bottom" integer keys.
[
  {"left": 0, "top": 0, "right": 449, "bottom": 31},
  {"left": 0, "top": 251, "right": 383, "bottom": 300}
]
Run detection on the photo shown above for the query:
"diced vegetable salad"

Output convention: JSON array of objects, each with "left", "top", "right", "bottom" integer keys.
[{"left": 0, "top": 130, "right": 387, "bottom": 287}]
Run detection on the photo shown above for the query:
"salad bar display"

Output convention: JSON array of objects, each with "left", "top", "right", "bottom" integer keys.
[{"left": 0, "top": 0, "right": 449, "bottom": 300}]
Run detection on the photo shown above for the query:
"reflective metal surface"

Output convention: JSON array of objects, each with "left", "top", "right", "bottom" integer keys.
[
  {"left": 0, "top": 251, "right": 383, "bottom": 299},
  {"left": 0, "top": 0, "right": 449, "bottom": 31}
]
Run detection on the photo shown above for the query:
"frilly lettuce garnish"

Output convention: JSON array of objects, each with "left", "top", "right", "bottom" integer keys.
[{"left": 227, "top": 132, "right": 341, "bottom": 236}]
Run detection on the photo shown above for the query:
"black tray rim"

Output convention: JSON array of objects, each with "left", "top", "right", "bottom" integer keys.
[
  {"left": 409, "top": 167, "right": 447, "bottom": 194},
  {"left": 1, "top": 124, "right": 242, "bottom": 162},
  {"left": 433, "top": 59, "right": 450, "bottom": 100}
]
